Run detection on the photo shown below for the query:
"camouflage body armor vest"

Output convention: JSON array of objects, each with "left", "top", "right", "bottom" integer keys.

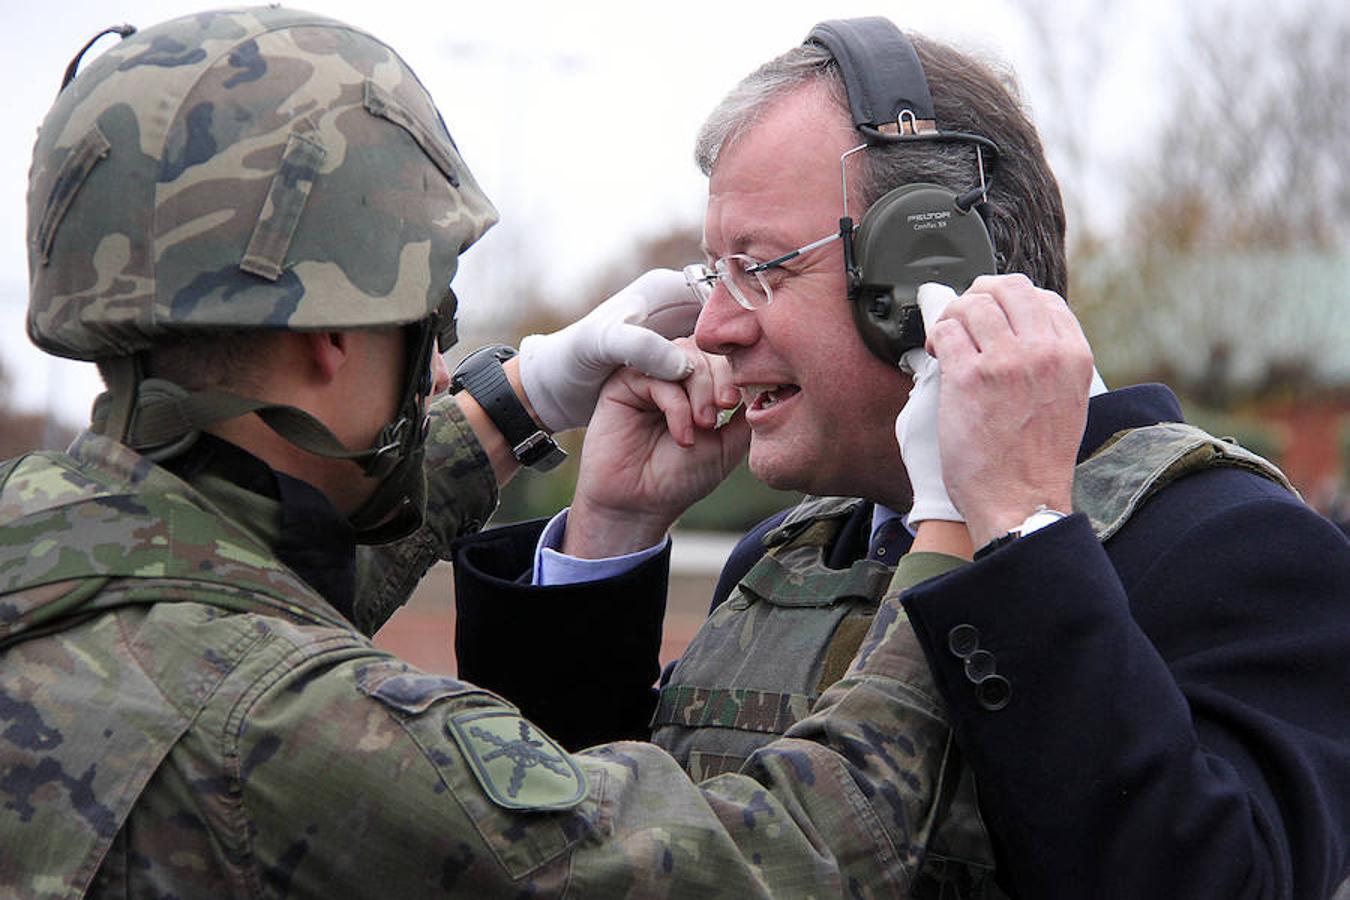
[
  {"left": 651, "top": 422, "right": 1295, "bottom": 899},
  {"left": 0, "top": 434, "right": 363, "bottom": 897}
]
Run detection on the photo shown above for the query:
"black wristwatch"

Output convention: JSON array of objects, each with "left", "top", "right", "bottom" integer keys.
[{"left": 449, "top": 344, "right": 566, "bottom": 472}]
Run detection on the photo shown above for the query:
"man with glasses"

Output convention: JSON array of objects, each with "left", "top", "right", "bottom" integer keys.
[{"left": 454, "top": 18, "right": 1350, "bottom": 899}]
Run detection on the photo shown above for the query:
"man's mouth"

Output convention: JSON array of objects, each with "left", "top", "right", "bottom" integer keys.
[{"left": 742, "top": 383, "right": 801, "bottom": 412}]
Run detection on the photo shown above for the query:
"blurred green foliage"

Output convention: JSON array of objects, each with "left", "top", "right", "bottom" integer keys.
[
  {"left": 1176, "top": 401, "right": 1284, "bottom": 463},
  {"left": 494, "top": 431, "right": 803, "bottom": 531}
]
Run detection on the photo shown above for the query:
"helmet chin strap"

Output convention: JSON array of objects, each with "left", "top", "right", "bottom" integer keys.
[
  {"left": 345, "top": 317, "right": 439, "bottom": 544},
  {"left": 92, "top": 316, "right": 441, "bottom": 544},
  {"left": 345, "top": 440, "right": 427, "bottom": 543}
]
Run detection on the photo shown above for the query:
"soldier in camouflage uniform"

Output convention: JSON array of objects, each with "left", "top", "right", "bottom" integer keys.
[
  {"left": 451, "top": 19, "right": 1350, "bottom": 900},
  {"left": 0, "top": 8, "right": 973, "bottom": 897}
]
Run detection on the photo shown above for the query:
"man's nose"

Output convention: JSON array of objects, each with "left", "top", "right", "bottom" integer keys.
[{"left": 694, "top": 282, "right": 760, "bottom": 356}]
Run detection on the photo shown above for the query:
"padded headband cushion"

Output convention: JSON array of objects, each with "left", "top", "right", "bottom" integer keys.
[{"left": 805, "top": 17, "right": 935, "bottom": 129}]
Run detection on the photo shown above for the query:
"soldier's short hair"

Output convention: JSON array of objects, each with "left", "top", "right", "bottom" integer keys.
[{"left": 144, "top": 333, "right": 273, "bottom": 393}]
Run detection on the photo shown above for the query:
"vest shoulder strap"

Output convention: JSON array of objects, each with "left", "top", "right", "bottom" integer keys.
[{"left": 1073, "top": 422, "right": 1296, "bottom": 541}]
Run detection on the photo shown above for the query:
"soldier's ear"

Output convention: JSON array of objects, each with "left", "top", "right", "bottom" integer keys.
[{"left": 299, "top": 331, "right": 353, "bottom": 385}]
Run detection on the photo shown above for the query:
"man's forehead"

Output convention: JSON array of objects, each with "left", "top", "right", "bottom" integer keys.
[
  {"left": 704, "top": 162, "right": 843, "bottom": 255},
  {"left": 702, "top": 192, "right": 820, "bottom": 257},
  {"left": 703, "top": 84, "right": 856, "bottom": 251},
  {"left": 699, "top": 217, "right": 785, "bottom": 251}
]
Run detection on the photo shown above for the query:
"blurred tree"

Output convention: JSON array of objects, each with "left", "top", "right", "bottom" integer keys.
[
  {"left": 1008, "top": 0, "right": 1119, "bottom": 238},
  {"left": 0, "top": 357, "right": 78, "bottom": 458},
  {"left": 579, "top": 229, "right": 704, "bottom": 305},
  {"left": 1007, "top": 0, "right": 1350, "bottom": 508},
  {"left": 1062, "top": 0, "right": 1350, "bottom": 405}
]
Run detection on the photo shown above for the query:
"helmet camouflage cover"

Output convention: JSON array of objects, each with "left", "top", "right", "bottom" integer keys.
[{"left": 27, "top": 6, "right": 498, "bottom": 361}]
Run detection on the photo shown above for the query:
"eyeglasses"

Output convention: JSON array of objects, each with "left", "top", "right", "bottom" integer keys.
[
  {"left": 683, "top": 231, "right": 842, "bottom": 310},
  {"left": 684, "top": 117, "right": 999, "bottom": 311}
]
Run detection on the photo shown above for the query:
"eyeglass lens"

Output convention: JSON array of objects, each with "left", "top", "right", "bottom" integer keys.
[{"left": 715, "top": 255, "right": 769, "bottom": 308}]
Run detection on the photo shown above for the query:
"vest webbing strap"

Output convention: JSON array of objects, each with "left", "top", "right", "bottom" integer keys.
[{"left": 652, "top": 685, "right": 815, "bottom": 734}]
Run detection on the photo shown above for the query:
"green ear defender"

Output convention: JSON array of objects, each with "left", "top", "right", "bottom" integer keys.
[
  {"left": 849, "top": 182, "right": 996, "bottom": 363},
  {"left": 807, "top": 17, "right": 1000, "bottom": 365}
]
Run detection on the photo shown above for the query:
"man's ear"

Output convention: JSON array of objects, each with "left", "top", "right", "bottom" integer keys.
[{"left": 299, "top": 331, "right": 352, "bottom": 384}]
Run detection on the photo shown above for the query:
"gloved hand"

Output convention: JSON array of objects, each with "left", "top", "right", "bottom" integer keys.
[
  {"left": 895, "top": 283, "right": 962, "bottom": 524},
  {"left": 518, "top": 269, "right": 703, "bottom": 433}
]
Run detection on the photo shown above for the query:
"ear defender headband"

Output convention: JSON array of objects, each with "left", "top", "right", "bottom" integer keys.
[{"left": 806, "top": 18, "right": 1000, "bottom": 365}]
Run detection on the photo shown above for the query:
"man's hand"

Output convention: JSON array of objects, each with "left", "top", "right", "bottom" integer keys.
[
  {"left": 518, "top": 269, "right": 704, "bottom": 433},
  {"left": 564, "top": 339, "right": 748, "bottom": 558},
  {"left": 926, "top": 274, "right": 1094, "bottom": 550}
]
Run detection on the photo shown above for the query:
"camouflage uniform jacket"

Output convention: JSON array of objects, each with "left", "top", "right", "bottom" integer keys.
[
  {"left": 1, "top": 417, "right": 959, "bottom": 896},
  {"left": 652, "top": 417, "right": 1295, "bottom": 899}
]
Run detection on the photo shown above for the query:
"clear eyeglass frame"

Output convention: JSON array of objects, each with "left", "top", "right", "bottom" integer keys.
[{"left": 683, "top": 232, "right": 842, "bottom": 310}]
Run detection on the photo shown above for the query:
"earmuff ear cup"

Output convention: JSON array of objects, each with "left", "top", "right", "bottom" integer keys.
[{"left": 849, "top": 182, "right": 997, "bottom": 364}]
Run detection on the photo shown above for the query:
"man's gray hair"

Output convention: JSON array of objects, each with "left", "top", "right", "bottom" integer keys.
[{"left": 695, "top": 36, "right": 1068, "bottom": 297}]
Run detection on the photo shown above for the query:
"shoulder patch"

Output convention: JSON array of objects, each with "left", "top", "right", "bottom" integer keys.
[{"left": 446, "top": 710, "right": 586, "bottom": 811}]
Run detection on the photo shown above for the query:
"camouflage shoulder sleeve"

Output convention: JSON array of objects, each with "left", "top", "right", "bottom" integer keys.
[
  {"left": 838, "top": 555, "right": 962, "bottom": 721},
  {"left": 353, "top": 394, "right": 497, "bottom": 633},
  {"left": 233, "top": 597, "right": 950, "bottom": 895}
]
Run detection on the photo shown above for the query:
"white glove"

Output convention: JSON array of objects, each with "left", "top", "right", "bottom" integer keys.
[
  {"left": 895, "top": 283, "right": 962, "bottom": 524},
  {"left": 518, "top": 269, "right": 703, "bottom": 433}
]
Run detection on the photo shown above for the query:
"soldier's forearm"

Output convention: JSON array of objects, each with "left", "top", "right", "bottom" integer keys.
[{"left": 353, "top": 396, "right": 498, "bottom": 634}]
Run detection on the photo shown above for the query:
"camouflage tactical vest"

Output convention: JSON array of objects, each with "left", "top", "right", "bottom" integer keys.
[
  {"left": 0, "top": 434, "right": 360, "bottom": 898},
  {"left": 651, "top": 422, "right": 1295, "bottom": 899}
]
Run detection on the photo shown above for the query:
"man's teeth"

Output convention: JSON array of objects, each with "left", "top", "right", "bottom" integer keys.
[{"left": 743, "top": 384, "right": 783, "bottom": 408}]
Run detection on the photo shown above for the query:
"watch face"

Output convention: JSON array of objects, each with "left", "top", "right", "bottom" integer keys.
[
  {"left": 450, "top": 344, "right": 514, "bottom": 394},
  {"left": 1018, "top": 509, "right": 1066, "bottom": 536},
  {"left": 448, "top": 344, "right": 566, "bottom": 470}
]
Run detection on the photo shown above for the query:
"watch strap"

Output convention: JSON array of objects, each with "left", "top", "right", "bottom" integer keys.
[
  {"left": 973, "top": 505, "right": 1067, "bottom": 561},
  {"left": 452, "top": 346, "right": 566, "bottom": 471},
  {"left": 973, "top": 531, "right": 1018, "bottom": 561}
]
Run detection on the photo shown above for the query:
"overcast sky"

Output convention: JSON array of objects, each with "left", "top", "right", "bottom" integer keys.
[{"left": 2, "top": 0, "right": 1183, "bottom": 427}]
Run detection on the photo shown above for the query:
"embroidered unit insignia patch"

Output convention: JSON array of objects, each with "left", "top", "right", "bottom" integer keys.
[{"left": 446, "top": 710, "right": 587, "bottom": 811}]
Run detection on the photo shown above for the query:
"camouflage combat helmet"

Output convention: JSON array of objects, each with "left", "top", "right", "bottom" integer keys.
[
  {"left": 27, "top": 5, "right": 497, "bottom": 358},
  {"left": 24, "top": 7, "right": 500, "bottom": 543}
]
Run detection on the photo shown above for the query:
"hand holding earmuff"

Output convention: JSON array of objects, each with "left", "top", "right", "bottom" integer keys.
[{"left": 895, "top": 283, "right": 962, "bottom": 523}]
